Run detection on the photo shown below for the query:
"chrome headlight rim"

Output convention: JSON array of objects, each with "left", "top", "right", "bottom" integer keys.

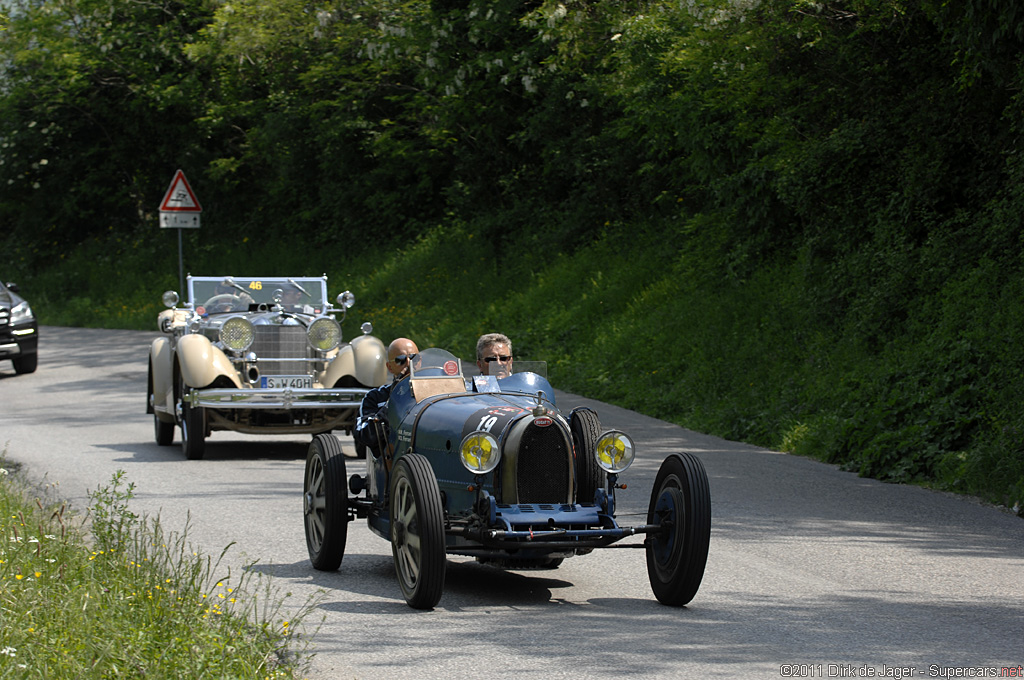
[
  {"left": 336, "top": 290, "right": 355, "bottom": 309},
  {"left": 307, "top": 317, "right": 342, "bottom": 352},
  {"left": 459, "top": 430, "right": 501, "bottom": 475},
  {"left": 162, "top": 290, "right": 179, "bottom": 309},
  {"left": 219, "top": 316, "right": 255, "bottom": 353},
  {"left": 594, "top": 430, "right": 635, "bottom": 474}
]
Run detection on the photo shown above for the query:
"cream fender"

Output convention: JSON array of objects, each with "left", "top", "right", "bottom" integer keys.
[{"left": 177, "top": 334, "right": 243, "bottom": 389}]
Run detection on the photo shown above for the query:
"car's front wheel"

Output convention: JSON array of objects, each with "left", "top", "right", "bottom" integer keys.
[
  {"left": 304, "top": 434, "right": 349, "bottom": 571},
  {"left": 180, "top": 399, "right": 206, "bottom": 460},
  {"left": 645, "top": 452, "right": 711, "bottom": 607},
  {"left": 12, "top": 353, "right": 37, "bottom": 374},
  {"left": 390, "top": 454, "right": 446, "bottom": 610},
  {"left": 570, "top": 407, "right": 605, "bottom": 504}
]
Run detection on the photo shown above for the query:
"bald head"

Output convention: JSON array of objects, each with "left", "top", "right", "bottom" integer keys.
[{"left": 386, "top": 337, "right": 419, "bottom": 378}]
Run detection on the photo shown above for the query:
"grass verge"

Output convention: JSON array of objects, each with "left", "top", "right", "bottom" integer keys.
[{"left": 0, "top": 452, "right": 321, "bottom": 679}]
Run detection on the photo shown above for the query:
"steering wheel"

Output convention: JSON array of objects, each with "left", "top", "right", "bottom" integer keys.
[{"left": 203, "top": 293, "right": 248, "bottom": 313}]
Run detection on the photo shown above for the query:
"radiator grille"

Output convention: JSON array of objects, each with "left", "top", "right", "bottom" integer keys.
[
  {"left": 516, "top": 423, "right": 571, "bottom": 504},
  {"left": 252, "top": 325, "right": 308, "bottom": 375}
]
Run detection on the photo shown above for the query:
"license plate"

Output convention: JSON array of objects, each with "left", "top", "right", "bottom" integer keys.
[{"left": 261, "top": 375, "right": 313, "bottom": 389}]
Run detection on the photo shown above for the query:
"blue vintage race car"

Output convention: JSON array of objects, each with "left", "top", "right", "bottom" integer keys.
[{"left": 302, "top": 348, "right": 711, "bottom": 609}]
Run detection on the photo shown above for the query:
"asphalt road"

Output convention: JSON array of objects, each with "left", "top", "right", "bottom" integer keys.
[{"left": 2, "top": 326, "right": 1022, "bottom": 679}]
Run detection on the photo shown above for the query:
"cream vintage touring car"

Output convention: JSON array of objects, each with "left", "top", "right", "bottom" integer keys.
[{"left": 147, "top": 275, "right": 387, "bottom": 459}]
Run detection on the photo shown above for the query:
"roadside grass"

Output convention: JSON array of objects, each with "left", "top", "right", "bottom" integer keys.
[{"left": 0, "top": 455, "right": 320, "bottom": 679}]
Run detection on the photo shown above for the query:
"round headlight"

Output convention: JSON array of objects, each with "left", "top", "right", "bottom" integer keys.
[
  {"left": 220, "top": 317, "right": 255, "bottom": 353},
  {"left": 308, "top": 317, "right": 342, "bottom": 352},
  {"left": 336, "top": 290, "right": 355, "bottom": 309},
  {"left": 162, "top": 290, "right": 179, "bottom": 308},
  {"left": 459, "top": 431, "right": 501, "bottom": 474},
  {"left": 595, "top": 430, "right": 635, "bottom": 473}
]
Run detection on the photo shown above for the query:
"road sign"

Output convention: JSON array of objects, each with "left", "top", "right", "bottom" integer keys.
[
  {"left": 160, "top": 169, "right": 202, "bottom": 228},
  {"left": 158, "top": 169, "right": 203, "bottom": 294},
  {"left": 160, "top": 212, "right": 201, "bottom": 228},
  {"left": 160, "top": 169, "right": 202, "bottom": 212}
]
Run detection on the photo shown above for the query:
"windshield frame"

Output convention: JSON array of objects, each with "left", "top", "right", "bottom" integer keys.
[{"left": 186, "top": 276, "right": 329, "bottom": 314}]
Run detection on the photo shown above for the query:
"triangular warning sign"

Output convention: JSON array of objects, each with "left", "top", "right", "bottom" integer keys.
[{"left": 159, "top": 169, "right": 202, "bottom": 212}]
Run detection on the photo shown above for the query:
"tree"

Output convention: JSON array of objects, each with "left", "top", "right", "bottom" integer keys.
[{"left": 0, "top": 0, "right": 214, "bottom": 266}]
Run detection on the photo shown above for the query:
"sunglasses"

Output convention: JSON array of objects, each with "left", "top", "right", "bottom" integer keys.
[
  {"left": 392, "top": 353, "right": 418, "bottom": 365},
  {"left": 483, "top": 355, "right": 511, "bottom": 362}
]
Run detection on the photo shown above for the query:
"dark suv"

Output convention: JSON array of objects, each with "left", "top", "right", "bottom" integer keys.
[{"left": 0, "top": 281, "right": 38, "bottom": 374}]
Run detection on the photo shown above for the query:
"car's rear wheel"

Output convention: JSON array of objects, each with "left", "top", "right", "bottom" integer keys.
[
  {"left": 304, "top": 434, "right": 348, "bottom": 570},
  {"left": 151, "top": 374, "right": 174, "bottom": 446},
  {"left": 390, "top": 454, "right": 446, "bottom": 610},
  {"left": 645, "top": 452, "right": 711, "bottom": 607},
  {"left": 12, "top": 353, "right": 37, "bottom": 374},
  {"left": 181, "top": 399, "right": 206, "bottom": 460},
  {"left": 154, "top": 412, "right": 174, "bottom": 446},
  {"left": 570, "top": 407, "right": 605, "bottom": 504}
]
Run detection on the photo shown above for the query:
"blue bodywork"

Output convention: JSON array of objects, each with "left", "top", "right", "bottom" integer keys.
[{"left": 354, "top": 348, "right": 647, "bottom": 563}]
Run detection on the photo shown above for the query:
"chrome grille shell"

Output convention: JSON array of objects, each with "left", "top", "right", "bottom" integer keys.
[{"left": 251, "top": 325, "right": 309, "bottom": 375}]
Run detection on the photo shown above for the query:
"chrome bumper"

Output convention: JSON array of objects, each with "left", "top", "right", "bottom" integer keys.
[
  {"left": 0, "top": 342, "right": 22, "bottom": 357},
  {"left": 184, "top": 387, "right": 366, "bottom": 409}
]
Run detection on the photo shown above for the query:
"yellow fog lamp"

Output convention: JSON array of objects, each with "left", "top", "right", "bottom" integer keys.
[
  {"left": 308, "top": 317, "right": 342, "bottom": 352},
  {"left": 459, "top": 431, "right": 501, "bottom": 475},
  {"left": 595, "top": 430, "right": 635, "bottom": 474},
  {"left": 219, "top": 317, "right": 255, "bottom": 353}
]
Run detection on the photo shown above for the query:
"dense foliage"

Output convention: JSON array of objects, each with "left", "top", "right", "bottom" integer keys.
[{"left": 3, "top": 0, "right": 1023, "bottom": 512}]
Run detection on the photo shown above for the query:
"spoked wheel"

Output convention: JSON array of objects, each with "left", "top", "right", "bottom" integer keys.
[
  {"left": 390, "top": 454, "right": 446, "bottom": 610},
  {"left": 570, "top": 407, "right": 606, "bottom": 504},
  {"left": 304, "top": 434, "right": 349, "bottom": 570},
  {"left": 180, "top": 398, "right": 206, "bottom": 460},
  {"left": 646, "top": 452, "right": 711, "bottom": 606}
]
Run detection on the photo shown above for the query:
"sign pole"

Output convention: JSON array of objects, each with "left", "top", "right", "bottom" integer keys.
[{"left": 178, "top": 228, "right": 185, "bottom": 295}]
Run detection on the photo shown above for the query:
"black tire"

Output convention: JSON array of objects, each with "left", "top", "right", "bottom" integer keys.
[
  {"left": 304, "top": 434, "right": 349, "bottom": 571},
  {"left": 150, "top": 371, "right": 174, "bottom": 446},
  {"left": 570, "top": 407, "right": 606, "bottom": 504},
  {"left": 181, "top": 399, "right": 206, "bottom": 460},
  {"left": 154, "top": 412, "right": 174, "bottom": 446},
  {"left": 645, "top": 452, "right": 711, "bottom": 606},
  {"left": 12, "top": 353, "right": 37, "bottom": 374},
  {"left": 390, "top": 454, "right": 446, "bottom": 609}
]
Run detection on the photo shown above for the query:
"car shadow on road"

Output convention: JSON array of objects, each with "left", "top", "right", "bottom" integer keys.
[
  {"left": 101, "top": 439, "right": 311, "bottom": 463},
  {"left": 252, "top": 554, "right": 611, "bottom": 614}
]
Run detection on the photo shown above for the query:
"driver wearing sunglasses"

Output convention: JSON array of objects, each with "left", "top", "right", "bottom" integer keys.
[
  {"left": 476, "top": 332, "right": 513, "bottom": 378},
  {"left": 354, "top": 337, "right": 420, "bottom": 456}
]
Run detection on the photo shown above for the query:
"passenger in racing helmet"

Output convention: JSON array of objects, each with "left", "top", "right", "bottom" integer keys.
[
  {"left": 354, "top": 337, "right": 420, "bottom": 456},
  {"left": 476, "top": 332, "right": 513, "bottom": 378}
]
